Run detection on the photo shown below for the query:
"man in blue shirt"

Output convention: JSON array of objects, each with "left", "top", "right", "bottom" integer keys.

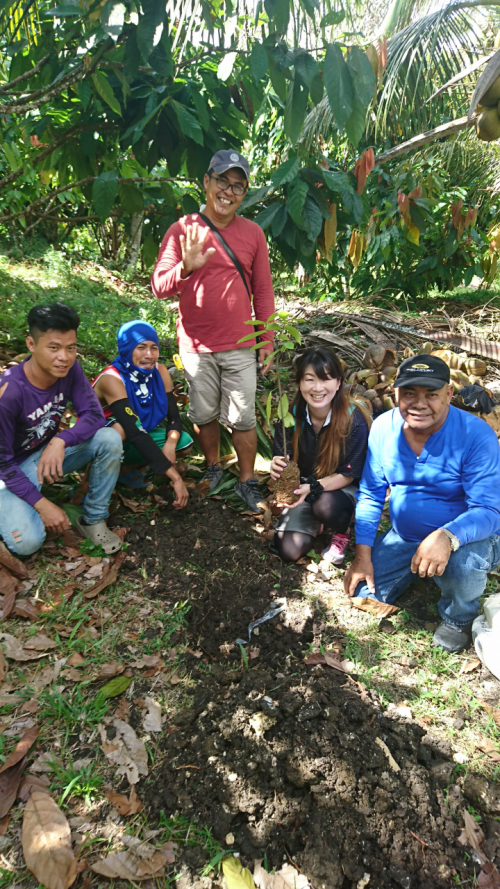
[{"left": 344, "top": 354, "right": 500, "bottom": 653}]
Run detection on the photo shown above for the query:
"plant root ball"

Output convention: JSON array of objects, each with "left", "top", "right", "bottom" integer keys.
[
  {"left": 269, "top": 460, "right": 301, "bottom": 505},
  {"left": 476, "top": 106, "right": 500, "bottom": 142}
]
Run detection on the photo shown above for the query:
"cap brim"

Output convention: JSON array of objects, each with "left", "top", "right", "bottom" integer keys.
[
  {"left": 212, "top": 162, "right": 249, "bottom": 178},
  {"left": 393, "top": 376, "right": 449, "bottom": 389}
]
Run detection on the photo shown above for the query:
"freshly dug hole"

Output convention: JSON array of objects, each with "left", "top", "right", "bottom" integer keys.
[{"left": 269, "top": 460, "right": 301, "bottom": 505}]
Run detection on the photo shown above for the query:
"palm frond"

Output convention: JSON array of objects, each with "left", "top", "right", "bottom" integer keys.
[{"left": 375, "top": 3, "right": 487, "bottom": 141}]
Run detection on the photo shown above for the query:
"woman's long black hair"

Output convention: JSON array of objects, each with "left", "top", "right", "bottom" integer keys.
[{"left": 291, "top": 347, "right": 370, "bottom": 478}]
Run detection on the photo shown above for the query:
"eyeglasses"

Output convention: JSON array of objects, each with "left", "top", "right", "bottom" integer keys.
[{"left": 208, "top": 174, "right": 247, "bottom": 196}]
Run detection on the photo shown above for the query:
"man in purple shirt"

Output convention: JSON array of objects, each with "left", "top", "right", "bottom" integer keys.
[{"left": 0, "top": 303, "right": 123, "bottom": 556}]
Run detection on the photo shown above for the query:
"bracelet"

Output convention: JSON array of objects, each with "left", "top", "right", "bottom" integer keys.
[{"left": 304, "top": 477, "right": 324, "bottom": 504}]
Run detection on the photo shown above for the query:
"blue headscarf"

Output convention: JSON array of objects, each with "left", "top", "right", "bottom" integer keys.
[{"left": 112, "top": 320, "right": 169, "bottom": 432}]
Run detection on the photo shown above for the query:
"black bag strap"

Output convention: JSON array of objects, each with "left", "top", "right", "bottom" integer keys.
[{"left": 198, "top": 212, "right": 251, "bottom": 305}]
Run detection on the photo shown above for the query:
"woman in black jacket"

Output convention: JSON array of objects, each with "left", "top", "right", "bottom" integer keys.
[{"left": 271, "top": 347, "right": 370, "bottom": 564}]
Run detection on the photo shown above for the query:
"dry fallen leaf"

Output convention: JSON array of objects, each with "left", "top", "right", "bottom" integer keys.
[
  {"left": 0, "top": 567, "right": 21, "bottom": 598},
  {"left": 22, "top": 790, "right": 77, "bottom": 889},
  {"left": 118, "top": 494, "right": 149, "bottom": 513},
  {"left": 30, "top": 752, "right": 57, "bottom": 773},
  {"left": 458, "top": 809, "right": 487, "bottom": 864},
  {"left": 22, "top": 700, "right": 40, "bottom": 715},
  {"left": 0, "top": 725, "right": 39, "bottom": 774},
  {"left": 93, "top": 660, "right": 124, "bottom": 682},
  {"left": 17, "top": 773, "right": 51, "bottom": 802},
  {"left": 477, "top": 700, "right": 500, "bottom": 729},
  {"left": 142, "top": 697, "right": 162, "bottom": 733},
  {"left": 99, "top": 719, "right": 148, "bottom": 785},
  {"left": 113, "top": 698, "right": 131, "bottom": 720},
  {"left": 460, "top": 658, "right": 481, "bottom": 674},
  {"left": 478, "top": 738, "right": 500, "bottom": 762},
  {"left": 0, "top": 541, "right": 28, "bottom": 579},
  {"left": 351, "top": 597, "right": 398, "bottom": 618},
  {"left": 0, "top": 755, "right": 27, "bottom": 819},
  {"left": 304, "top": 651, "right": 346, "bottom": 673},
  {"left": 91, "top": 842, "right": 167, "bottom": 880},
  {"left": 24, "top": 634, "right": 58, "bottom": 652},
  {"left": 67, "top": 652, "right": 84, "bottom": 667},
  {"left": 478, "top": 861, "right": 500, "bottom": 888},
  {"left": 31, "top": 659, "right": 66, "bottom": 693},
  {"left": 83, "top": 563, "right": 119, "bottom": 599},
  {"left": 0, "top": 633, "right": 48, "bottom": 662},
  {"left": 0, "top": 649, "right": 7, "bottom": 687},
  {"left": 105, "top": 785, "right": 143, "bottom": 816},
  {"left": 254, "top": 859, "right": 310, "bottom": 889}
]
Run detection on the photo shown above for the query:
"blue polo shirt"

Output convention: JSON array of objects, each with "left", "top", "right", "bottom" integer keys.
[{"left": 355, "top": 405, "right": 500, "bottom": 546}]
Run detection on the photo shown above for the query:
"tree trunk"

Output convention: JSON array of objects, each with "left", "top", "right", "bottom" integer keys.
[
  {"left": 374, "top": 114, "right": 478, "bottom": 165},
  {"left": 124, "top": 212, "right": 144, "bottom": 271}
]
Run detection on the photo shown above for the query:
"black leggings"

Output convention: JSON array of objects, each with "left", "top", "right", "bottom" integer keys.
[{"left": 275, "top": 489, "right": 355, "bottom": 563}]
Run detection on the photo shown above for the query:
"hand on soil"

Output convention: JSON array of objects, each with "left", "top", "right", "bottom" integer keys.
[{"left": 170, "top": 477, "right": 189, "bottom": 509}]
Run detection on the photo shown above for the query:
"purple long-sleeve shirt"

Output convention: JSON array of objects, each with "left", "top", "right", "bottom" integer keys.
[{"left": 0, "top": 358, "right": 105, "bottom": 506}]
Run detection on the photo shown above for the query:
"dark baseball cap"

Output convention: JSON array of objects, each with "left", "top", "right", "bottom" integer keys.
[
  {"left": 393, "top": 354, "right": 451, "bottom": 390},
  {"left": 209, "top": 150, "right": 250, "bottom": 179}
]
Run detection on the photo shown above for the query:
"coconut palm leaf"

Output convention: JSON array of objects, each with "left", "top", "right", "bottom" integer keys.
[{"left": 375, "top": 3, "right": 486, "bottom": 140}]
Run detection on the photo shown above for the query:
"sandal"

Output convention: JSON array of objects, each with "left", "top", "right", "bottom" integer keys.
[{"left": 76, "top": 517, "right": 122, "bottom": 555}]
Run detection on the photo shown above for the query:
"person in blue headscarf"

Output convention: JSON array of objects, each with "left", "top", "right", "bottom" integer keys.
[{"left": 93, "top": 320, "right": 192, "bottom": 507}]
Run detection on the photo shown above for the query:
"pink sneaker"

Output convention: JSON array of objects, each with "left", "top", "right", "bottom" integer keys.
[{"left": 321, "top": 532, "right": 350, "bottom": 565}]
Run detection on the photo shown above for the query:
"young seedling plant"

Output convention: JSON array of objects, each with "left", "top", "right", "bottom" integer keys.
[{"left": 238, "top": 311, "right": 302, "bottom": 503}]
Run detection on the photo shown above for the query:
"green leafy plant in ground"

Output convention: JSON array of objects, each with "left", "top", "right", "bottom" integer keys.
[
  {"left": 39, "top": 686, "right": 110, "bottom": 742},
  {"left": 48, "top": 759, "right": 104, "bottom": 809}
]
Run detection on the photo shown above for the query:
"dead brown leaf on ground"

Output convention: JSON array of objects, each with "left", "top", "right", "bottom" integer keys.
[
  {"left": 254, "top": 859, "right": 310, "bottom": 889},
  {"left": 110, "top": 527, "right": 129, "bottom": 541},
  {"left": 83, "top": 563, "right": 119, "bottom": 599},
  {"left": 0, "top": 755, "right": 27, "bottom": 818},
  {"left": 478, "top": 861, "right": 500, "bottom": 888},
  {"left": 0, "top": 541, "right": 28, "bottom": 579},
  {"left": 2, "top": 587, "right": 19, "bottom": 619},
  {"left": 0, "top": 814, "right": 11, "bottom": 835},
  {"left": 142, "top": 697, "right": 162, "bottom": 733},
  {"left": 67, "top": 652, "right": 84, "bottom": 667},
  {"left": 458, "top": 809, "right": 485, "bottom": 854},
  {"left": 104, "top": 785, "right": 143, "bottom": 816},
  {"left": 0, "top": 649, "right": 7, "bottom": 687},
  {"left": 195, "top": 479, "right": 210, "bottom": 496},
  {"left": 350, "top": 597, "right": 399, "bottom": 618},
  {"left": 460, "top": 658, "right": 481, "bottom": 674},
  {"left": 24, "top": 634, "right": 58, "bottom": 651},
  {"left": 304, "top": 651, "right": 346, "bottom": 673},
  {"left": 0, "top": 568, "right": 21, "bottom": 597},
  {"left": 91, "top": 836, "right": 168, "bottom": 880},
  {"left": 93, "top": 660, "right": 124, "bottom": 682},
  {"left": 113, "top": 698, "right": 131, "bottom": 720},
  {"left": 22, "top": 700, "right": 40, "bottom": 715},
  {"left": 118, "top": 494, "right": 149, "bottom": 513},
  {"left": 99, "top": 719, "right": 148, "bottom": 785},
  {"left": 13, "top": 599, "right": 39, "bottom": 620},
  {"left": 17, "top": 773, "right": 51, "bottom": 802},
  {"left": 478, "top": 738, "right": 500, "bottom": 762},
  {"left": 31, "top": 659, "right": 66, "bottom": 693},
  {"left": 22, "top": 790, "right": 77, "bottom": 889},
  {"left": 0, "top": 725, "right": 39, "bottom": 773}
]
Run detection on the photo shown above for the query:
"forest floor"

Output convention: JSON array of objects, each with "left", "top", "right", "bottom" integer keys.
[{"left": 1, "top": 245, "right": 500, "bottom": 889}]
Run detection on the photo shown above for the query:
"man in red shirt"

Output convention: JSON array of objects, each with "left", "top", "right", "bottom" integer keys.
[{"left": 151, "top": 150, "right": 275, "bottom": 512}]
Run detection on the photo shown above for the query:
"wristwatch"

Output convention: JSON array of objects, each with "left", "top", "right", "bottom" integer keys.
[{"left": 440, "top": 528, "right": 460, "bottom": 551}]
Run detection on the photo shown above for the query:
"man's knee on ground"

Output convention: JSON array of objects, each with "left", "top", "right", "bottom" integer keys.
[
  {"left": 7, "top": 525, "right": 45, "bottom": 556},
  {"left": 93, "top": 425, "right": 123, "bottom": 455}
]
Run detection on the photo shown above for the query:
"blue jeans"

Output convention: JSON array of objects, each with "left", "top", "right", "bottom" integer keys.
[
  {"left": 0, "top": 427, "right": 122, "bottom": 556},
  {"left": 354, "top": 526, "right": 500, "bottom": 627}
]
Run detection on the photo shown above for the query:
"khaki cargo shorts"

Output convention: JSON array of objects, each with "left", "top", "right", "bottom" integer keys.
[{"left": 180, "top": 347, "right": 257, "bottom": 431}]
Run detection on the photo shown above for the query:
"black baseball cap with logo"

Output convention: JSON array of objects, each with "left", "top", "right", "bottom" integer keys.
[
  {"left": 208, "top": 150, "right": 250, "bottom": 180},
  {"left": 393, "top": 354, "right": 451, "bottom": 390}
]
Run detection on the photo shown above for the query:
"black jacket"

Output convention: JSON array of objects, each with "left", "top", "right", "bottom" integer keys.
[{"left": 272, "top": 407, "right": 369, "bottom": 481}]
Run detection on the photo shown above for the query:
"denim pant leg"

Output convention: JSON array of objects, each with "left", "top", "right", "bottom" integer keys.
[
  {"left": 0, "top": 451, "right": 46, "bottom": 556},
  {"left": 434, "top": 534, "right": 500, "bottom": 627},
  {"left": 353, "top": 527, "right": 420, "bottom": 604},
  {"left": 62, "top": 427, "right": 122, "bottom": 524}
]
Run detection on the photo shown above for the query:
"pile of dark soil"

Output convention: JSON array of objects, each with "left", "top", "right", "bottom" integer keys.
[{"left": 116, "top": 493, "right": 498, "bottom": 889}]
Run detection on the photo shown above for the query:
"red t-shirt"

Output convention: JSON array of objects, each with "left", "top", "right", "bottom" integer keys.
[{"left": 151, "top": 213, "right": 275, "bottom": 354}]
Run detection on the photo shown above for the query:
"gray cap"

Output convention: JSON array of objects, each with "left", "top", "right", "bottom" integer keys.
[{"left": 209, "top": 150, "right": 250, "bottom": 179}]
